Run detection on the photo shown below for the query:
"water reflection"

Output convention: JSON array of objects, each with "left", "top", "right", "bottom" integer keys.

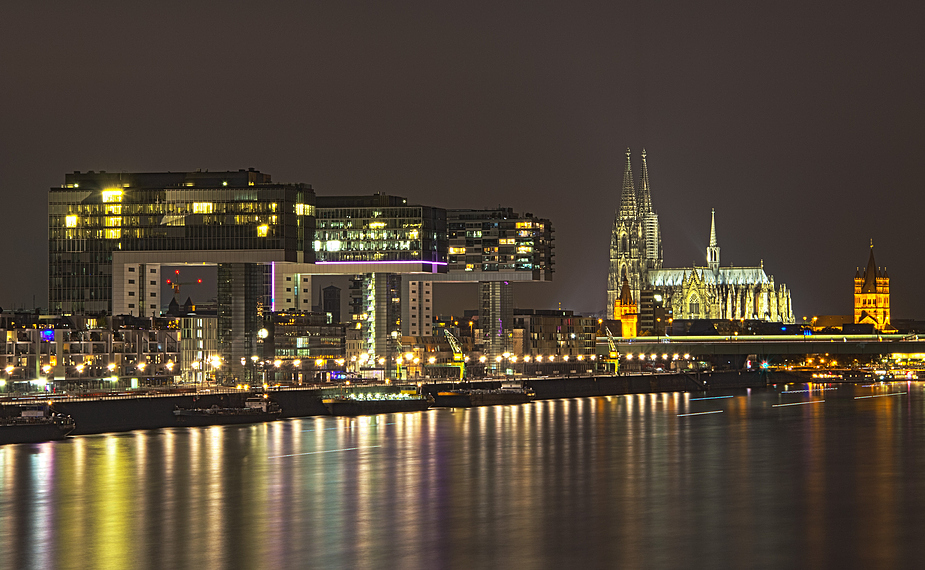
[{"left": 0, "top": 384, "right": 924, "bottom": 569}]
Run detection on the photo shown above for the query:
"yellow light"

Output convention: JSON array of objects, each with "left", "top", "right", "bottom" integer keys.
[
  {"left": 65, "top": 215, "right": 78, "bottom": 227},
  {"left": 427, "top": 356, "right": 436, "bottom": 364},
  {"left": 192, "top": 202, "right": 214, "bottom": 214},
  {"left": 479, "top": 356, "right": 487, "bottom": 363},
  {"left": 274, "top": 359, "right": 282, "bottom": 368},
  {"left": 102, "top": 189, "right": 123, "bottom": 203},
  {"left": 315, "top": 358, "right": 325, "bottom": 367},
  {"left": 257, "top": 224, "right": 269, "bottom": 237}
]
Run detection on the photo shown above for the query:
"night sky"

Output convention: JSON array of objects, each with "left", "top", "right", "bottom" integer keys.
[{"left": 2, "top": 1, "right": 923, "bottom": 319}]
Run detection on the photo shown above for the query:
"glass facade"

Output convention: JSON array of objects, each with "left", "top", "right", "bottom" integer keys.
[
  {"left": 49, "top": 170, "right": 315, "bottom": 314},
  {"left": 314, "top": 195, "right": 446, "bottom": 264},
  {"left": 447, "top": 208, "right": 554, "bottom": 280}
]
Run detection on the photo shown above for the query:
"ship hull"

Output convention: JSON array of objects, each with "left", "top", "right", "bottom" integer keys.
[
  {"left": 322, "top": 399, "right": 431, "bottom": 416},
  {"left": 173, "top": 409, "right": 281, "bottom": 427},
  {"left": 0, "top": 423, "right": 76, "bottom": 445},
  {"left": 433, "top": 391, "right": 534, "bottom": 408}
]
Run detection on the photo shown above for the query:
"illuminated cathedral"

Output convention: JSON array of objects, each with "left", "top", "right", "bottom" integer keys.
[{"left": 607, "top": 149, "right": 794, "bottom": 325}]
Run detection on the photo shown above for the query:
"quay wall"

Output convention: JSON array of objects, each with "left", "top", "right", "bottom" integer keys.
[{"left": 10, "top": 371, "right": 770, "bottom": 437}]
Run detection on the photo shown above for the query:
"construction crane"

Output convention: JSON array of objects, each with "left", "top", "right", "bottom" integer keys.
[
  {"left": 443, "top": 329, "right": 465, "bottom": 380},
  {"left": 165, "top": 269, "right": 202, "bottom": 296},
  {"left": 604, "top": 326, "right": 620, "bottom": 374}
]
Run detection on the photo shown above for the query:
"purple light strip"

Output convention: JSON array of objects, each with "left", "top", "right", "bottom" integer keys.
[{"left": 316, "top": 260, "right": 448, "bottom": 265}]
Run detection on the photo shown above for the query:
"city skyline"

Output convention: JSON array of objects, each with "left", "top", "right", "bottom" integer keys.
[{"left": 2, "top": 1, "right": 923, "bottom": 318}]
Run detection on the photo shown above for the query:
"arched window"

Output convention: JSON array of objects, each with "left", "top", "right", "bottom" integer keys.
[
  {"left": 689, "top": 296, "right": 700, "bottom": 317},
  {"left": 621, "top": 235, "right": 628, "bottom": 251}
]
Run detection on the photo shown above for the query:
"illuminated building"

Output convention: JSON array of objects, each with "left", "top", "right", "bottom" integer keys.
[
  {"left": 49, "top": 169, "right": 315, "bottom": 380},
  {"left": 262, "top": 311, "right": 345, "bottom": 383},
  {"left": 311, "top": 193, "right": 446, "bottom": 376},
  {"left": 512, "top": 309, "right": 596, "bottom": 359},
  {"left": 614, "top": 276, "right": 638, "bottom": 338},
  {"left": 435, "top": 208, "right": 554, "bottom": 363},
  {"left": 0, "top": 313, "right": 179, "bottom": 389},
  {"left": 854, "top": 244, "right": 892, "bottom": 331},
  {"left": 607, "top": 153, "right": 794, "bottom": 323},
  {"left": 607, "top": 148, "right": 661, "bottom": 319}
]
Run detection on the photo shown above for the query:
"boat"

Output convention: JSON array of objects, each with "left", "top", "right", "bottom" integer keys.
[
  {"left": 321, "top": 392, "right": 432, "bottom": 416},
  {"left": 0, "top": 405, "right": 76, "bottom": 445},
  {"left": 433, "top": 382, "right": 535, "bottom": 407},
  {"left": 173, "top": 396, "right": 282, "bottom": 426}
]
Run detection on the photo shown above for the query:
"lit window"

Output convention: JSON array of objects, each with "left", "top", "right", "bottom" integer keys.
[
  {"left": 257, "top": 224, "right": 269, "bottom": 237},
  {"left": 193, "top": 202, "right": 214, "bottom": 214},
  {"left": 65, "top": 215, "right": 78, "bottom": 228},
  {"left": 449, "top": 247, "right": 466, "bottom": 254},
  {"left": 102, "top": 189, "right": 123, "bottom": 203},
  {"left": 105, "top": 229, "right": 121, "bottom": 239},
  {"left": 296, "top": 204, "right": 315, "bottom": 216}
]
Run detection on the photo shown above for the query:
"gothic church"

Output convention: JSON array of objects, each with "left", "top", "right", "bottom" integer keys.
[{"left": 606, "top": 149, "right": 794, "bottom": 325}]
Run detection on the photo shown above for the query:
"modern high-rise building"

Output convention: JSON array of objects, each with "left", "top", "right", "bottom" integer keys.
[
  {"left": 49, "top": 169, "right": 316, "bottom": 381},
  {"left": 49, "top": 169, "right": 315, "bottom": 316},
  {"left": 438, "top": 208, "right": 554, "bottom": 362}
]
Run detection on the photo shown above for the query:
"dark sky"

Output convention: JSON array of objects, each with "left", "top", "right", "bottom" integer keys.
[{"left": 2, "top": 1, "right": 923, "bottom": 319}]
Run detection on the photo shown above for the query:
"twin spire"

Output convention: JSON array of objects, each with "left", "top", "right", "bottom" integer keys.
[{"left": 619, "top": 147, "right": 654, "bottom": 219}]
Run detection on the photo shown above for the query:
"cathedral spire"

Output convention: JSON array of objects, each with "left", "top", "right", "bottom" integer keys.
[
  {"left": 707, "top": 209, "right": 720, "bottom": 271},
  {"left": 619, "top": 147, "right": 637, "bottom": 220},
  {"left": 637, "top": 148, "right": 653, "bottom": 215},
  {"left": 709, "top": 208, "right": 717, "bottom": 247}
]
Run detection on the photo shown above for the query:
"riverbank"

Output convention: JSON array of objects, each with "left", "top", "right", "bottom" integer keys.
[{"left": 1, "top": 370, "right": 781, "bottom": 437}]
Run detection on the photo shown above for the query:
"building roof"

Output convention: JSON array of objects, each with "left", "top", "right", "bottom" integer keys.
[
  {"left": 649, "top": 266, "right": 771, "bottom": 287},
  {"left": 861, "top": 246, "right": 878, "bottom": 294}
]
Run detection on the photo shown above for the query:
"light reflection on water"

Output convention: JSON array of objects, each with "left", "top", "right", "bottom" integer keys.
[{"left": 1, "top": 383, "right": 924, "bottom": 569}]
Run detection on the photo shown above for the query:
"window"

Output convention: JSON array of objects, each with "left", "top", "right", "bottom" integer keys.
[
  {"left": 128, "top": 267, "right": 135, "bottom": 272},
  {"left": 128, "top": 279, "right": 135, "bottom": 284},
  {"left": 128, "top": 292, "right": 135, "bottom": 296},
  {"left": 150, "top": 269, "right": 156, "bottom": 273},
  {"left": 128, "top": 303, "right": 135, "bottom": 308},
  {"left": 150, "top": 293, "right": 156, "bottom": 297},
  {"left": 150, "top": 304, "right": 156, "bottom": 309},
  {"left": 286, "top": 277, "right": 292, "bottom": 281},
  {"left": 286, "top": 288, "right": 291, "bottom": 292},
  {"left": 150, "top": 281, "right": 156, "bottom": 285}
]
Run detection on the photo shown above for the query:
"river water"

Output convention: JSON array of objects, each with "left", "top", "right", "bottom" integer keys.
[{"left": 2, "top": 382, "right": 925, "bottom": 569}]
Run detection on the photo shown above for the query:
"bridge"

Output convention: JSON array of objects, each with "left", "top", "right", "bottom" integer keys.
[{"left": 614, "top": 334, "right": 925, "bottom": 363}]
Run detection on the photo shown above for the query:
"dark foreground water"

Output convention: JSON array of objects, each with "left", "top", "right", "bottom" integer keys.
[{"left": 3, "top": 383, "right": 925, "bottom": 569}]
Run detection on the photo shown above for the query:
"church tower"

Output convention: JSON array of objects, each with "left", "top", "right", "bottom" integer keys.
[
  {"left": 607, "top": 148, "right": 643, "bottom": 318},
  {"left": 854, "top": 243, "right": 891, "bottom": 331},
  {"left": 707, "top": 209, "right": 720, "bottom": 271},
  {"left": 638, "top": 149, "right": 663, "bottom": 276},
  {"left": 615, "top": 276, "right": 638, "bottom": 338}
]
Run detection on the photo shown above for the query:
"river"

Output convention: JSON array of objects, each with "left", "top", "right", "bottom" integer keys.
[{"left": 2, "top": 382, "right": 924, "bottom": 569}]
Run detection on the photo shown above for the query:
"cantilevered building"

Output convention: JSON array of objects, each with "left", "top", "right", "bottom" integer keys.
[{"left": 49, "top": 169, "right": 316, "bottom": 380}]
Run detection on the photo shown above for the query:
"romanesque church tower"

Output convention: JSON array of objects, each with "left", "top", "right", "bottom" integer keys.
[
  {"left": 854, "top": 244, "right": 891, "bottom": 331},
  {"left": 607, "top": 148, "right": 662, "bottom": 319}
]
